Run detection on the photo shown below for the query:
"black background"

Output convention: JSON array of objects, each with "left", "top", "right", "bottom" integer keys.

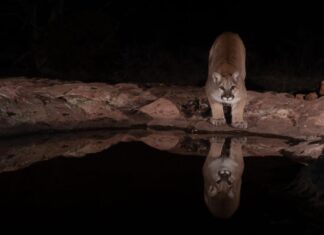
[{"left": 1, "top": 1, "right": 323, "bottom": 91}]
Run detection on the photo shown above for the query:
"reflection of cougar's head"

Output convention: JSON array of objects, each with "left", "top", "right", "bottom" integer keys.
[{"left": 202, "top": 137, "right": 244, "bottom": 219}]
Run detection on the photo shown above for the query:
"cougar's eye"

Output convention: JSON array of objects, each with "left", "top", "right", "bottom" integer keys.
[
  {"left": 220, "top": 86, "right": 225, "bottom": 91},
  {"left": 230, "top": 86, "right": 236, "bottom": 90}
]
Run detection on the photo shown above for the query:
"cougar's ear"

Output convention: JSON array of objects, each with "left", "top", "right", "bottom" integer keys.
[
  {"left": 212, "top": 72, "right": 222, "bottom": 83},
  {"left": 232, "top": 72, "right": 240, "bottom": 82}
]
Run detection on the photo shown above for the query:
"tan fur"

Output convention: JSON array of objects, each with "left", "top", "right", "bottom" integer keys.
[
  {"left": 205, "top": 32, "right": 248, "bottom": 128},
  {"left": 202, "top": 137, "right": 245, "bottom": 218}
]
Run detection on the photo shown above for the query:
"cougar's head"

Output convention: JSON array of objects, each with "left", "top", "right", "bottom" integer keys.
[{"left": 212, "top": 71, "right": 240, "bottom": 104}]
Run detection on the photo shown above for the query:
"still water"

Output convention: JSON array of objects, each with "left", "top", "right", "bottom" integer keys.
[{"left": 0, "top": 130, "right": 323, "bottom": 232}]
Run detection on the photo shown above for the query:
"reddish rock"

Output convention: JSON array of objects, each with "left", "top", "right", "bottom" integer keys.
[
  {"left": 305, "top": 92, "right": 318, "bottom": 100},
  {"left": 1, "top": 77, "right": 324, "bottom": 139},
  {"left": 295, "top": 94, "right": 305, "bottom": 100},
  {"left": 139, "top": 97, "right": 181, "bottom": 119}
]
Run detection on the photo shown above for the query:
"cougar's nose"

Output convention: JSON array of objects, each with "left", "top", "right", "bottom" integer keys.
[{"left": 221, "top": 94, "right": 234, "bottom": 101}]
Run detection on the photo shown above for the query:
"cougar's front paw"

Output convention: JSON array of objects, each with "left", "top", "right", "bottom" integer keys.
[
  {"left": 210, "top": 136, "right": 225, "bottom": 143},
  {"left": 209, "top": 117, "right": 226, "bottom": 126},
  {"left": 232, "top": 121, "right": 248, "bottom": 129}
]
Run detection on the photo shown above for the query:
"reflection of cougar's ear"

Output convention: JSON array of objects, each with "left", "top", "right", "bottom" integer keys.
[
  {"left": 212, "top": 72, "right": 222, "bottom": 83},
  {"left": 208, "top": 185, "right": 217, "bottom": 197},
  {"left": 228, "top": 189, "right": 235, "bottom": 199},
  {"left": 232, "top": 71, "right": 239, "bottom": 82}
]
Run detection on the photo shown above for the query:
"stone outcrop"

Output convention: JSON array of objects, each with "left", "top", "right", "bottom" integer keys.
[{"left": 1, "top": 77, "right": 324, "bottom": 140}]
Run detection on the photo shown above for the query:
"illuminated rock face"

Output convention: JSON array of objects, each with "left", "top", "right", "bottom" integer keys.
[{"left": 0, "top": 77, "right": 324, "bottom": 140}]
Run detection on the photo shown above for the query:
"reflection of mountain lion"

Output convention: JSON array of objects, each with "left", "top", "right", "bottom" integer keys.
[
  {"left": 202, "top": 137, "right": 244, "bottom": 218},
  {"left": 205, "top": 32, "right": 247, "bottom": 128}
]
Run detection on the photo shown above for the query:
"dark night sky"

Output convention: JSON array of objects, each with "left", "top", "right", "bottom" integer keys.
[{"left": 0, "top": 0, "right": 323, "bottom": 91}]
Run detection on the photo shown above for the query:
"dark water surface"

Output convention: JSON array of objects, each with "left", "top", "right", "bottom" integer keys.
[{"left": 0, "top": 136, "right": 323, "bottom": 232}]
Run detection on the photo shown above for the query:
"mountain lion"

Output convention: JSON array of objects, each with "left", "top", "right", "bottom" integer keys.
[{"left": 205, "top": 32, "right": 247, "bottom": 128}]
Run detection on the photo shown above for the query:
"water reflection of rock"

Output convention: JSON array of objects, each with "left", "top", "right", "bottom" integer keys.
[
  {"left": 202, "top": 137, "right": 245, "bottom": 218},
  {"left": 0, "top": 129, "right": 323, "bottom": 173}
]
